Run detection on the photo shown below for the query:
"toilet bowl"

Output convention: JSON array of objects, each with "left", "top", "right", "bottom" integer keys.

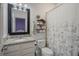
[
  {"left": 37, "top": 40, "right": 53, "bottom": 56},
  {"left": 42, "top": 47, "right": 53, "bottom": 56}
]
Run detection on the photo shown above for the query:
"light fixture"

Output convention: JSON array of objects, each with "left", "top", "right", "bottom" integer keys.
[
  {"left": 13, "top": 3, "right": 17, "bottom": 10},
  {"left": 24, "top": 4, "right": 27, "bottom": 8},
  {"left": 18, "top": 3, "right": 22, "bottom": 10},
  {"left": 23, "top": 4, "right": 28, "bottom": 11},
  {"left": 12, "top": 3, "right": 28, "bottom": 12}
]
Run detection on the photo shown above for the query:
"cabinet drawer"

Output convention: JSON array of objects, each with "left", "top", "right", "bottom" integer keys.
[
  {"left": 20, "top": 42, "right": 35, "bottom": 49},
  {"left": 4, "top": 44, "right": 20, "bottom": 53},
  {"left": 23, "top": 53, "right": 35, "bottom": 56},
  {"left": 22, "top": 47, "right": 35, "bottom": 55},
  {"left": 3, "top": 41, "right": 35, "bottom": 56},
  {"left": 0, "top": 53, "right": 2, "bottom": 56},
  {"left": 5, "top": 51, "right": 21, "bottom": 56}
]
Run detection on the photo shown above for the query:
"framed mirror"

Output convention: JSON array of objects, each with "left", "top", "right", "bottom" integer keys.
[{"left": 8, "top": 4, "right": 30, "bottom": 35}]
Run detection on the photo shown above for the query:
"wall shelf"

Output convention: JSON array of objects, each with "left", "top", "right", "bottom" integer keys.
[{"left": 36, "top": 19, "right": 46, "bottom": 33}]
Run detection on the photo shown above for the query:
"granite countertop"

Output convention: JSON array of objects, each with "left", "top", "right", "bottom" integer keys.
[{"left": 3, "top": 37, "right": 35, "bottom": 45}]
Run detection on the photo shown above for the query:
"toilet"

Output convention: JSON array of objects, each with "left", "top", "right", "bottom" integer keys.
[{"left": 37, "top": 40, "right": 53, "bottom": 56}]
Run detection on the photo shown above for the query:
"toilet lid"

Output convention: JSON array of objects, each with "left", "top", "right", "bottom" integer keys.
[{"left": 42, "top": 47, "right": 53, "bottom": 54}]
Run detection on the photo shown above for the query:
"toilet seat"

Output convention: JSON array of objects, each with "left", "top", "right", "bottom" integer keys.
[{"left": 42, "top": 47, "right": 53, "bottom": 56}]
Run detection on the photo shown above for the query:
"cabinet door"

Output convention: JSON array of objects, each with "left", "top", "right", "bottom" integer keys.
[
  {"left": 3, "top": 41, "right": 35, "bottom": 56},
  {"left": 20, "top": 42, "right": 35, "bottom": 50},
  {"left": 23, "top": 53, "right": 35, "bottom": 56},
  {"left": 4, "top": 44, "right": 20, "bottom": 54},
  {"left": 0, "top": 53, "right": 2, "bottom": 56},
  {"left": 21, "top": 47, "right": 35, "bottom": 56},
  {"left": 20, "top": 42, "right": 35, "bottom": 56},
  {"left": 5, "top": 51, "right": 21, "bottom": 56}
]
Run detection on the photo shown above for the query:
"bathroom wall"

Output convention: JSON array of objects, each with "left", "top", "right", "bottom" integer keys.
[
  {"left": 29, "top": 3, "right": 55, "bottom": 20},
  {"left": 1, "top": 3, "right": 55, "bottom": 42},
  {"left": 0, "top": 4, "right": 3, "bottom": 44},
  {"left": 47, "top": 4, "right": 79, "bottom": 56},
  {"left": 1, "top": 3, "right": 35, "bottom": 40},
  {"left": 0, "top": 4, "right": 1, "bottom": 43},
  {"left": 29, "top": 4, "right": 56, "bottom": 41}
]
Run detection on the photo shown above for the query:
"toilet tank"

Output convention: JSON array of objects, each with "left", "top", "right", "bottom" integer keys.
[{"left": 37, "top": 40, "right": 45, "bottom": 48}]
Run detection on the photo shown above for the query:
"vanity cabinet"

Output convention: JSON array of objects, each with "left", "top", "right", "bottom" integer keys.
[
  {"left": 0, "top": 45, "right": 2, "bottom": 56},
  {"left": 2, "top": 41, "right": 35, "bottom": 56}
]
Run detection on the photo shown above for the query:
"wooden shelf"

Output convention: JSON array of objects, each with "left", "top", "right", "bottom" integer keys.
[
  {"left": 36, "top": 19, "right": 46, "bottom": 33},
  {"left": 36, "top": 28, "right": 46, "bottom": 30},
  {"left": 37, "top": 24, "right": 45, "bottom": 26}
]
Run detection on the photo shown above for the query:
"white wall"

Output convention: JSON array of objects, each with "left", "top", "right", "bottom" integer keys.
[
  {"left": 0, "top": 4, "right": 1, "bottom": 37},
  {"left": 1, "top": 3, "right": 35, "bottom": 39},
  {"left": 47, "top": 4, "right": 78, "bottom": 56},
  {"left": 2, "top": 4, "right": 8, "bottom": 38},
  {"left": 0, "top": 4, "right": 1, "bottom": 43},
  {"left": 0, "top": 4, "right": 3, "bottom": 44},
  {"left": 29, "top": 3, "right": 55, "bottom": 42},
  {"left": 29, "top": 3, "right": 55, "bottom": 20},
  {"left": 1, "top": 3, "right": 55, "bottom": 41}
]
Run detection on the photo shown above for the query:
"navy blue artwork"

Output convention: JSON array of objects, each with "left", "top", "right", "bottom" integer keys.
[{"left": 15, "top": 18, "right": 25, "bottom": 32}]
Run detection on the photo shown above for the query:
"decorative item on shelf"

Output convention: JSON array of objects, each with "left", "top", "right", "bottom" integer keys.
[
  {"left": 36, "top": 15, "right": 40, "bottom": 20},
  {"left": 36, "top": 15, "right": 46, "bottom": 33}
]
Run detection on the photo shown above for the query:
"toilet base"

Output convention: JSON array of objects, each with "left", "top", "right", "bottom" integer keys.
[{"left": 42, "top": 47, "right": 53, "bottom": 56}]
